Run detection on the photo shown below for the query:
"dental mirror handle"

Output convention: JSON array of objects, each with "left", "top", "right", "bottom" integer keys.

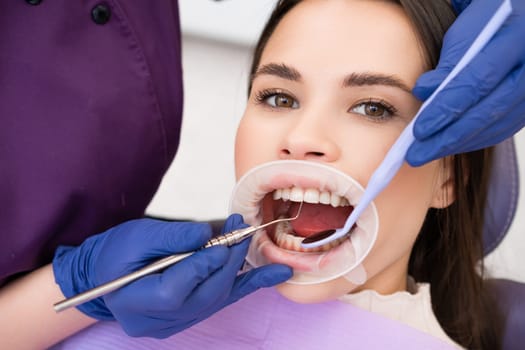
[
  {"left": 301, "top": 0, "right": 513, "bottom": 249},
  {"left": 53, "top": 226, "right": 258, "bottom": 313}
]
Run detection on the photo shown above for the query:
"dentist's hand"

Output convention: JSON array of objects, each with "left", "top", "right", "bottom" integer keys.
[
  {"left": 53, "top": 215, "right": 292, "bottom": 338},
  {"left": 407, "top": 0, "right": 525, "bottom": 166}
]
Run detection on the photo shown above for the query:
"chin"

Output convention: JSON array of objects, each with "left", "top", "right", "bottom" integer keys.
[{"left": 275, "top": 278, "right": 353, "bottom": 304}]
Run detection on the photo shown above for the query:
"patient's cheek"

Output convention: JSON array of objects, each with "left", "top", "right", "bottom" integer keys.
[{"left": 234, "top": 116, "right": 270, "bottom": 175}]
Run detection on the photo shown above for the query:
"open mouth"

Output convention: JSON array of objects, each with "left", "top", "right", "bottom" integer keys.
[
  {"left": 230, "top": 160, "right": 379, "bottom": 283},
  {"left": 261, "top": 187, "right": 355, "bottom": 252}
]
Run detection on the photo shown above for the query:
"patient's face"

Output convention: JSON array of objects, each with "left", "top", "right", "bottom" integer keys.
[{"left": 235, "top": 0, "right": 449, "bottom": 301}]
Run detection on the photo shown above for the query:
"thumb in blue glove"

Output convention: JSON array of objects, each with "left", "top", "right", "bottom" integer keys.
[
  {"left": 407, "top": 0, "right": 525, "bottom": 166},
  {"left": 206, "top": 214, "right": 293, "bottom": 308},
  {"left": 53, "top": 216, "right": 292, "bottom": 339}
]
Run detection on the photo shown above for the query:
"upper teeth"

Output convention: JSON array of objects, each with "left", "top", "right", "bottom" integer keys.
[{"left": 272, "top": 187, "right": 350, "bottom": 207}]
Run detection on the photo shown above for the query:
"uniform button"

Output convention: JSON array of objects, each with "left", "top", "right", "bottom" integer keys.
[
  {"left": 91, "top": 3, "right": 111, "bottom": 25},
  {"left": 25, "top": 0, "right": 42, "bottom": 5}
]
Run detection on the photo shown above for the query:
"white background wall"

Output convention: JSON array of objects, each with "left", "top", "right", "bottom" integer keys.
[{"left": 146, "top": 0, "right": 525, "bottom": 282}]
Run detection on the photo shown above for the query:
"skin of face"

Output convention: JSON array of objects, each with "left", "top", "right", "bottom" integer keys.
[{"left": 235, "top": 0, "right": 454, "bottom": 302}]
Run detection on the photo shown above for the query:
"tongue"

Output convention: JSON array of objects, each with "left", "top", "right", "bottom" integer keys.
[{"left": 288, "top": 202, "right": 353, "bottom": 238}]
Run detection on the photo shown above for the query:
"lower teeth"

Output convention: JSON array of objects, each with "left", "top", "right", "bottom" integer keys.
[{"left": 272, "top": 219, "right": 340, "bottom": 252}]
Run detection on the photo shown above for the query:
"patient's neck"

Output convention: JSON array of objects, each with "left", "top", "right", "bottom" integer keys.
[{"left": 353, "top": 257, "right": 410, "bottom": 295}]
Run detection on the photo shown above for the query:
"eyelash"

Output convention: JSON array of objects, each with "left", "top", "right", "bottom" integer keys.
[
  {"left": 253, "top": 89, "right": 398, "bottom": 120},
  {"left": 349, "top": 98, "right": 398, "bottom": 121},
  {"left": 254, "top": 89, "right": 298, "bottom": 108}
]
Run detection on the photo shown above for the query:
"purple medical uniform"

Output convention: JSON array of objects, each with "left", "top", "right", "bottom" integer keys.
[{"left": 0, "top": 0, "right": 183, "bottom": 284}]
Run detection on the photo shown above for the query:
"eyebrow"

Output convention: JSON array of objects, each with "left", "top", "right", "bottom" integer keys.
[
  {"left": 252, "top": 63, "right": 302, "bottom": 83},
  {"left": 342, "top": 72, "right": 412, "bottom": 93},
  {"left": 252, "top": 63, "right": 412, "bottom": 93}
]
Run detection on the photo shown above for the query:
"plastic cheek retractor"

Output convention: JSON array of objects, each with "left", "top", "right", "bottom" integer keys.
[{"left": 230, "top": 160, "right": 379, "bottom": 285}]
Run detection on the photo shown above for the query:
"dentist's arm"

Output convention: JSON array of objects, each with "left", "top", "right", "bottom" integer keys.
[
  {"left": 0, "top": 264, "right": 96, "bottom": 350},
  {"left": 407, "top": 0, "right": 525, "bottom": 166}
]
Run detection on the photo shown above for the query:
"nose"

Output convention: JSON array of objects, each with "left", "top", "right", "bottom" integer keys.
[{"left": 279, "top": 114, "right": 341, "bottom": 162}]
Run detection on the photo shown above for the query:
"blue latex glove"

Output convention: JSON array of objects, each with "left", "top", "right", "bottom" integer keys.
[
  {"left": 407, "top": 0, "right": 525, "bottom": 166},
  {"left": 53, "top": 215, "right": 292, "bottom": 338}
]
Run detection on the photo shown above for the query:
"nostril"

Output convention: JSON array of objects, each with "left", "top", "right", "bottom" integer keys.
[
  {"left": 308, "top": 152, "right": 325, "bottom": 157},
  {"left": 280, "top": 149, "right": 292, "bottom": 158},
  {"left": 280, "top": 149, "right": 326, "bottom": 159}
]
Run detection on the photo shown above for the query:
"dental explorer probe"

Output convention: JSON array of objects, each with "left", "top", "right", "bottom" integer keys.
[
  {"left": 54, "top": 202, "right": 303, "bottom": 313},
  {"left": 300, "top": 0, "right": 513, "bottom": 249}
]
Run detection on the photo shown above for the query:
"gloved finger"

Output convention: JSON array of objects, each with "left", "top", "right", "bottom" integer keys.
[
  {"left": 181, "top": 239, "right": 251, "bottom": 314},
  {"left": 92, "top": 220, "right": 215, "bottom": 289},
  {"left": 408, "top": 101, "right": 522, "bottom": 166},
  {"left": 105, "top": 246, "right": 230, "bottom": 312},
  {"left": 221, "top": 213, "right": 248, "bottom": 234},
  {"left": 407, "top": 65, "right": 525, "bottom": 165},
  {"left": 414, "top": 28, "right": 524, "bottom": 140},
  {"left": 459, "top": 99, "right": 525, "bottom": 153},
  {"left": 112, "top": 220, "right": 214, "bottom": 257},
  {"left": 225, "top": 263, "right": 293, "bottom": 305},
  {"left": 408, "top": 102, "right": 523, "bottom": 166},
  {"left": 412, "top": 0, "right": 524, "bottom": 140},
  {"left": 454, "top": 63, "right": 525, "bottom": 145},
  {"left": 153, "top": 221, "right": 214, "bottom": 254},
  {"left": 412, "top": 68, "right": 448, "bottom": 101}
]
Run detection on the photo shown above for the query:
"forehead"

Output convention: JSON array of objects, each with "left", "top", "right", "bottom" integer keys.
[{"left": 260, "top": 0, "right": 426, "bottom": 85}]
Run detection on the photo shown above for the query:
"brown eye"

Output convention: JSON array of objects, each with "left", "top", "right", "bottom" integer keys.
[
  {"left": 264, "top": 93, "right": 299, "bottom": 109},
  {"left": 255, "top": 89, "right": 300, "bottom": 109},
  {"left": 274, "top": 94, "right": 295, "bottom": 107},
  {"left": 350, "top": 100, "right": 396, "bottom": 120},
  {"left": 365, "top": 102, "right": 386, "bottom": 117}
]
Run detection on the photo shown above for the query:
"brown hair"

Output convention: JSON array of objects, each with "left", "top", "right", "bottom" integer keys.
[{"left": 248, "top": 1, "right": 501, "bottom": 349}]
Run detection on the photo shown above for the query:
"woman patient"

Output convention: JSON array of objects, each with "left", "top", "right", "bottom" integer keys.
[{"left": 54, "top": 0, "right": 501, "bottom": 349}]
